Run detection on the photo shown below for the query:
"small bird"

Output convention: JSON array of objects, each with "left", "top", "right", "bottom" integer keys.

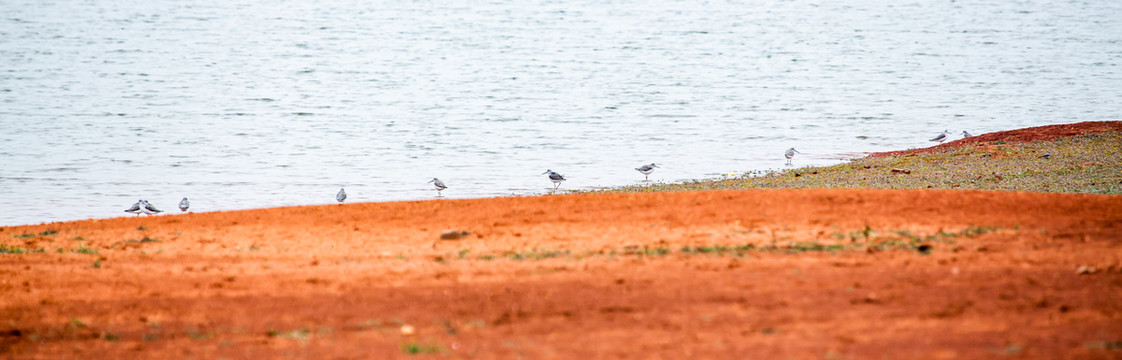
[
  {"left": 428, "top": 178, "right": 447, "bottom": 196},
  {"left": 178, "top": 197, "right": 190, "bottom": 212},
  {"left": 541, "top": 170, "right": 566, "bottom": 190},
  {"left": 1039, "top": 153, "right": 1051, "bottom": 159},
  {"left": 336, "top": 188, "right": 347, "bottom": 203},
  {"left": 125, "top": 199, "right": 162, "bottom": 216},
  {"left": 929, "top": 130, "right": 951, "bottom": 143},
  {"left": 635, "top": 163, "right": 658, "bottom": 180},
  {"left": 124, "top": 200, "right": 144, "bottom": 216},
  {"left": 784, "top": 148, "right": 801, "bottom": 165},
  {"left": 140, "top": 200, "right": 163, "bottom": 215},
  {"left": 961, "top": 130, "right": 973, "bottom": 138}
]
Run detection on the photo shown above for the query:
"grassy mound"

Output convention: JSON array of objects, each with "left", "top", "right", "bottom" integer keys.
[{"left": 601, "top": 131, "right": 1121, "bottom": 194}]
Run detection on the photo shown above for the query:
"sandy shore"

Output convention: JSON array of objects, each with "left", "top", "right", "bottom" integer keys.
[{"left": 2, "top": 126, "right": 1121, "bottom": 359}]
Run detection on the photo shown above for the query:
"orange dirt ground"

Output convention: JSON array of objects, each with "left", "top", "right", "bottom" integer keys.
[{"left": 3, "top": 125, "right": 1121, "bottom": 359}]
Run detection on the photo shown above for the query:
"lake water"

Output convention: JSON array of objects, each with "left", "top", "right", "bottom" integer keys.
[{"left": 2, "top": 0, "right": 1120, "bottom": 226}]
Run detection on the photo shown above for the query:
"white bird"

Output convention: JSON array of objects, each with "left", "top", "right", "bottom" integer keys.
[
  {"left": 178, "top": 197, "right": 190, "bottom": 212},
  {"left": 125, "top": 200, "right": 162, "bottom": 216},
  {"left": 929, "top": 130, "right": 951, "bottom": 143},
  {"left": 784, "top": 148, "right": 801, "bottom": 165},
  {"left": 961, "top": 130, "right": 973, "bottom": 138},
  {"left": 140, "top": 200, "right": 162, "bottom": 215},
  {"left": 124, "top": 200, "right": 144, "bottom": 216},
  {"left": 336, "top": 188, "right": 347, "bottom": 203},
  {"left": 428, "top": 178, "right": 447, "bottom": 196},
  {"left": 635, "top": 163, "right": 658, "bottom": 181},
  {"left": 541, "top": 170, "right": 566, "bottom": 190}
]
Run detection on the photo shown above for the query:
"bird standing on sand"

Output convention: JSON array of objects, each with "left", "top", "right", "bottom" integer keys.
[
  {"left": 635, "top": 163, "right": 658, "bottom": 181},
  {"left": 125, "top": 200, "right": 144, "bottom": 216},
  {"left": 961, "top": 130, "right": 973, "bottom": 138},
  {"left": 428, "top": 178, "right": 447, "bottom": 196},
  {"left": 929, "top": 130, "right": 951, "bottom": 143},
  {"left": 542, "top": 170, "right": 566, "bottom": 190},
  {"left": 336, "top": 188, "right": 347, "bottom": 203},
  {"left": 784, "top": 148, "right": 801, "bottom": 165},
  {"left": 125, "top": 200, "right": 162, "bottom": 216},
  {"left": 178, "top": 197, "right": 190, "bottom": 212}
]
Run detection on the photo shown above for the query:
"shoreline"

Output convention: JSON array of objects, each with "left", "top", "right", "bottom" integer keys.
[
  {"left": 598, "top": 120, "right": 1122, "bottom": 195},
  {"left": 6, "top": 121, "right": 1117, "bottom": 227},
  {"left": 2, "top": 122, "right": 1120, "bottom": 358}
]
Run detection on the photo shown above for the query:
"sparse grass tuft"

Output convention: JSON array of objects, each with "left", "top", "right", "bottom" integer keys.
[
  {"left": 71, "top": 244, "right": 99, "bottom": 255},
  {"left": 68, "top": 318, "right": 88, "bottom": 329},
  {"left": 469, "top": 226, "right": 1000, "bottom": 262},
  {"left": 401, "top": 341, "right": 442, "bottom": 354},
  {"left": 680, "top": 244, "right": 756, "bottom": 255},
  {"left": 1, "top": 244, "right": 46, "bottom": 254},
  {"left": 503, "top": 248, "right": 570, "bottom": 260},
  {"left": 127, "top": 236, "right": 160, "bottom": 244}
]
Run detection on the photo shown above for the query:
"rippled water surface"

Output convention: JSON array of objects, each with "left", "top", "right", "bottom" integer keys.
[{"left": 2, "top": 0, "right": 1120, "bottom": 225}]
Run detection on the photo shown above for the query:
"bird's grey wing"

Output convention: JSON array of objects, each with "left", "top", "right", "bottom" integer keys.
[
  {"left": 124, "top": 203, "right": 141, "bottom": 212},
  {"left": 143, "top": 202, "right": 162, "bottom": 213}
]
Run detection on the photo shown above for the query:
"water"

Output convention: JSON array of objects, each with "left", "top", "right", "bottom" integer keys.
[{"left": 2, "top": 0, "right": 1120, "bottom": 226}]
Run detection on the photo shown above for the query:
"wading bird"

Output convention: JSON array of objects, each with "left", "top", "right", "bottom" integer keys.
[
  {"left": 635, "top": 163, "right": 658, "bottom": 180},
  {"left": 542, "top": 170, "right": 566, "bottom": 191}
]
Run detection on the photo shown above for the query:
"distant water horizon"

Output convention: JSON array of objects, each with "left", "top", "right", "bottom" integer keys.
[{"left": 2, "top": 0, "right": 1120, "bottom": 226}]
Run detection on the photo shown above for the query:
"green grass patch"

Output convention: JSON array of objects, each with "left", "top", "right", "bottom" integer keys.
[
  {"left": 70, "top": 244, "right": 99, "bottom": 255},
  {"left": 401, "top": 341, "right": 442, "bottom": 354},
  {"left": 0, "top": 244, "right": 46, "bottom": 254}
]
